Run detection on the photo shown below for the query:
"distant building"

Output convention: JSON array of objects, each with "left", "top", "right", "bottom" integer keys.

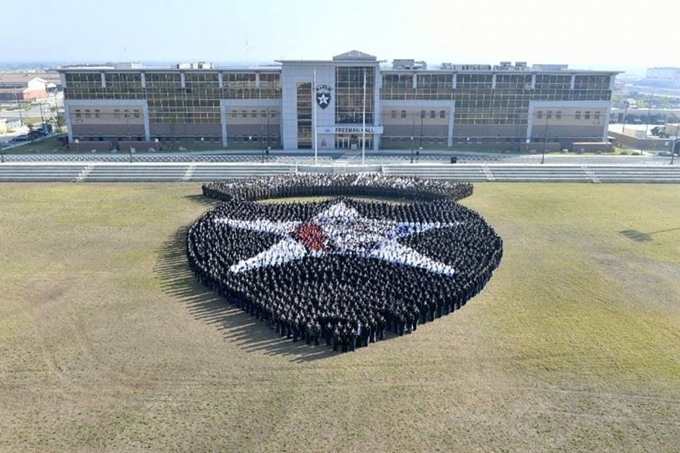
[
  {"left": 0, "top": 117, "right": 22, "bottom": 133},
  {"left": 0, "top": 72, "right": 60, "bottom": 101},
  {"left": 58, "top": 50, "right": 619, "bottom": 151},
  {"left": 643, "top": 67, "right": 680, "bottom": 88},
  {"left": 175, "top": 62, "right": 214, "bottom": 69}
]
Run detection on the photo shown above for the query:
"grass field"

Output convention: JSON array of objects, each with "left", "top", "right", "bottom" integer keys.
[{"left": 0, "top": 182, "right": 679, "bottom": 453}]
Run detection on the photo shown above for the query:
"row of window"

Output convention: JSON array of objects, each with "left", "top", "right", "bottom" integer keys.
[
  {"left": 536, "top": 110, "right": 602, "bottom": 120},
  {"left": 65, "top": 87, "right": 283, "bottom": 100},
  {"left": 66, "top": 72, "right": 280, "bottom": 85},
  {"left": 74, "top": 108, "right": 141, "bottom": 119},
  {"left": 389, "top": 110, "right": 448, "bottom": 120},
  {"left": 73, "top": 134, "right": 280, "bottom": 143},
  {"left": 380, "top": 90, "right": 611, "bottom": 102},
  {"left": 230, "top": 110, "right": 278, "bottom": 118}
]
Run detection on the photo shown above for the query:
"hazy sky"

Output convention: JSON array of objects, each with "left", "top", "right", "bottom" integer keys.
[{"left": 2, "top": 0, "right": 677, "bottom": 73}]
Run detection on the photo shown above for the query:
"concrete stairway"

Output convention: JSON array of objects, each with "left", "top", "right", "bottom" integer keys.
[{"left": 0, "top": 163, "right": 87, "bottom": 182}]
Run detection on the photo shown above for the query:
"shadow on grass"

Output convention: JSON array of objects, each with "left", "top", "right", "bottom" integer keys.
[
  {"left": 619, "top": 230, "right": 653, "bottom": 242},
  {"left": 183, "top": 193, "right": 222, "bottom": 208},
  {"left": 154, "top": 225, "right": 338, "bottom": 363},
  {"left": 620, "top": 227, "right": 680, "bottom": 243}
]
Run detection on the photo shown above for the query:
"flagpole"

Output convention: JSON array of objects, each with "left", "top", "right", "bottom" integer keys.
[
  {"left": 313, "top": 68, "right": 318, "bottom": 166},
  {"left": 362, "top": 68, "right": 366, "bottom": 165}
]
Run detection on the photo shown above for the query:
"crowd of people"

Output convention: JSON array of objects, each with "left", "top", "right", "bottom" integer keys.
[
  {"left": 202, "top": 174, "right": 474, "bottom": 203},
  {"left": 187, "top": 177, "right": 503, "bottom": 353}
]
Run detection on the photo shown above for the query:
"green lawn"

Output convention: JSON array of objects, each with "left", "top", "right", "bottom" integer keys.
[
  {"left": 0, "top": 183, "right": 678, "bottom": 453},
  {"left": 3, "top": 136, "right": 67, "bottom": 154}
]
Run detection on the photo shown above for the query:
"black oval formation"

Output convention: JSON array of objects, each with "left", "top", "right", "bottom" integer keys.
[
  {"left": 187, "top": 176, "right": 502, "bottom": 353},
  {"left": 202, "top": 174, "right": 473, "bottom": 203}
]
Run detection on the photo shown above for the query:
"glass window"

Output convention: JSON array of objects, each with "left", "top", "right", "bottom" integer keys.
[
  {"left": 440, "top": 110, "right": 446, "bottom": 119},
  {"left": 391, "top": 110, "right": 397, "bottom": 119},
  {"left": 401, "top": 110, "right": 406, "bottom": 119},
  {"left": 335, "top": 66, "right": 374, "bottom": 124},
  {"left": 537, "top": 110, "right": 543, "bottom": 119},
  {"left": 585, "top": 111, "right": 591, "bottom": 120}
]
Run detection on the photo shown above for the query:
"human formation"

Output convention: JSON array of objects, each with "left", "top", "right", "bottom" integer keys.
[
  {"left": 187, "top": 175, "right": 503, "bottom": 353},
  {"left": 202, "top": 174, "right": 474, "bottom": 203}
]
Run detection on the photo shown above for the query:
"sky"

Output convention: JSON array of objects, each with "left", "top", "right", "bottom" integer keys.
[{"left": 2, "top": 0, "right": 678, "bottom": 74}]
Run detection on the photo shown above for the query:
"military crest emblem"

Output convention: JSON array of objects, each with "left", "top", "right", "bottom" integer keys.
[{"left": 316, "top": 84, "right": 332, "bottom": 109}]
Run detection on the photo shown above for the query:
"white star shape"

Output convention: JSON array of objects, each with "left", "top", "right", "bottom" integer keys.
[
  {"left": 215, "top": 202, "right": 460, "bottom": 275},
  {"left": 317, "top": 93, "right": 329, "bottom": 105}
]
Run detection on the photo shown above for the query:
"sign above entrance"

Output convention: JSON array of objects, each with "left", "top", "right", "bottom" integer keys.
[{"left": 317, "top": 125, "right": 384, "bottom": 134}]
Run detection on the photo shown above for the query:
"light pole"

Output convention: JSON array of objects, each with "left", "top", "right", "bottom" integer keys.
[
  {"left": 125, "top": 113, "right": 132, "bottom": 163},
  {"left": 541, "top": 115, "right": 548, "bottom": 164},
  {"left": 419, "top": 109, "right": 424, "bottom": 150},
  {"left": 411, "top": 113, "right": 415, "bottom": 163},
  {"left": 266, "top": 107, "right": 271, "bottom": 155},
  {"left": 621, "top": 100, "right": 629, "bottom": 135},
  {"left": 645, "top": 94, "right": 653, "bottom": 137}
]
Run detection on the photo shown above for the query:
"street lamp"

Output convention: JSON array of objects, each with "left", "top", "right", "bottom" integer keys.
[
  {"left": 419, "top": 109, "right": 425, "bottom": 150},
  {"left": 266, "top": 107, "right": 271, "bottom": 155},
  {"left": 124, "top": 113, "right": 133, "bottom": 162},
  {"left": 410, "top": 113, "right": 416, "bottom": 163},
  {"left": 621, "top": 100, "right": 629, "bottom": 135},
  {"left": 541, "top": 114, "right": 549, "bottom": 164}
]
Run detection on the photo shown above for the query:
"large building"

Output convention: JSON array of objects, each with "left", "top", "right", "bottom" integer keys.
[{"left": 58, "top": 50, "right": 618, "bottom": 151}]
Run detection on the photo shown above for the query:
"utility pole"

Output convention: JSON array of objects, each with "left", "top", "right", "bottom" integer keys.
[
  {"left": 645, "top": 94, "right": 653, "bottom": 137},
  {"left": 15, "top": 92, "right": 23, "bottom": 126}
]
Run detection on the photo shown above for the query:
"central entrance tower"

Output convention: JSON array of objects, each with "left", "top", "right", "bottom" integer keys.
[{"left": 279, "top": 50, "right": 383, "bottom": 150}]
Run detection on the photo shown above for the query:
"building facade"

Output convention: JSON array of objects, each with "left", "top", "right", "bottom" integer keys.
[{"left": 59, "top": 50, "right": 618, "bottom": 151}]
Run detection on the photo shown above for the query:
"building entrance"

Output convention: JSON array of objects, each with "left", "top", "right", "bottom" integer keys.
[
  {"left": 335, "top": 134, "right": 372, "bottom": 149},
  {"left": 336, "top": 135, "right": 350, "bottom": 149}
]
